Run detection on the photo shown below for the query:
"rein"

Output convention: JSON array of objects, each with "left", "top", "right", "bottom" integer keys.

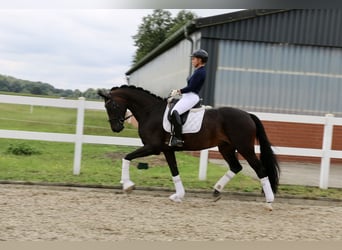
[{"left": 108, "top": 114, "right": 133, "bottom": 125}]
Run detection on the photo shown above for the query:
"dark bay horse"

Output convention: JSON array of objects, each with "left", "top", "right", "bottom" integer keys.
[{"left": 98, "top": 85, "right": 280, "bottom": 209}]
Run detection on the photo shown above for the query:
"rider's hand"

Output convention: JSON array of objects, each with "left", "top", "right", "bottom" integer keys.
[{"left": 170, "top": 89, "right": 180, "bottom": 97}]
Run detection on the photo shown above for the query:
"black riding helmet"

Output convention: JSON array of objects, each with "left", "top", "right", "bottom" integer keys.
[{"left": 191, "top": 49, "right": 208, "bottom": 63}]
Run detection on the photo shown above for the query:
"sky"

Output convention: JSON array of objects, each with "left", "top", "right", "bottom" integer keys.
[{"left": 0, "top": 9, "right": 241, "bottom": 91}]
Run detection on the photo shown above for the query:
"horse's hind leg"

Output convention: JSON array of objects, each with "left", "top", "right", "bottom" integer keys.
[
  {"left": 213, "top": 143, "right": 243, "bottom": 199},
  {"left": 239, "top": 149, "right": 274, "bottom": 210}
]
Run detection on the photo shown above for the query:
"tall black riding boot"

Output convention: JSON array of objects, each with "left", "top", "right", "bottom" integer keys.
[{"left": 169, "top": 110, "right": 183, "bottom": 147}]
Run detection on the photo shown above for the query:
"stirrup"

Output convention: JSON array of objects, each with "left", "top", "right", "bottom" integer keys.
[{"left": 169, "top": 136, "right": 183, "bottom": 147}]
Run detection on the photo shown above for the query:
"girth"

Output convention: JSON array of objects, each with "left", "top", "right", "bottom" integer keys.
[{"left": 167, "top": 98, "right": 202, "bottom": 125}]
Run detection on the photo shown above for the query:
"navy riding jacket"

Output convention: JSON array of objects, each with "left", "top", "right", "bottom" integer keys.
[{"left": 180, "top": 66, "right": 206, "bottom": 94}]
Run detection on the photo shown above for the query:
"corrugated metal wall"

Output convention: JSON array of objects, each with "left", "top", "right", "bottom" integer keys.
[
  {"left": 201, "top": 9, "right": 342, "bottom": 48},
  {"left": 198, "top": 38, "right": 219, "bottom": 105},
  {"left": 214, "top": 40, "right": 342, "bottom": 116}
]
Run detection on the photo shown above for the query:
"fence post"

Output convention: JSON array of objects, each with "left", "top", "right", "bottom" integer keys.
[
  {"left": 319, "top": 113, "right": 334, "bottom": 189},
  {"left": 199, "top": 149, "right": 209, "bottom": 180},
  {"left": 73, "top": 97, "right": 85, "bottom": 175}
]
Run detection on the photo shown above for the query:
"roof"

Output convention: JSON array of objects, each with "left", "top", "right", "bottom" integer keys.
[
  {"left": 125, "top": 9, "right": 293, "bottom": 75},
  {"left": 126, "top": 9, "right": 342, "bottom": 75},
  {"left": 195, "top": 9, "right": 287, "bottom": 28}
]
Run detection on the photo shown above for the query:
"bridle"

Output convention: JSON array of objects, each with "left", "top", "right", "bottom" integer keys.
[{"left": 106, "top": 98, "right": 133, "bottom": 126}]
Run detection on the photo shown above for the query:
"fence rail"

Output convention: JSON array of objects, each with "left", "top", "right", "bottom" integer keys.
[
  {"left": 1, "top": 94, "right": 342, "bottom": 189},
  {"left": 0, "top": 94, "right": 143, "bottom": 176}
]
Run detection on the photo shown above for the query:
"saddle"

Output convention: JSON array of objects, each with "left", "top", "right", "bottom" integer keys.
[{"left": 167, "top": 98, "right": 202, "bottom": 124}]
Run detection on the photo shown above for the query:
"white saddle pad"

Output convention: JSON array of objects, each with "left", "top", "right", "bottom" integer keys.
[{"left": 163, "top": 105, "right": 205, "bottom": 134}]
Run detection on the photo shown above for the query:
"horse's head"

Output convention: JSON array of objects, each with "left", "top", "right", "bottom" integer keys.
[{"left": 98, "top": 89, "right": 129, "bottom": 133}]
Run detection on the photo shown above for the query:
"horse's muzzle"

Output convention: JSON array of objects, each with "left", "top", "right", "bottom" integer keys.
[{"left": 111, "top": 124, "right": 124, "bottom": 133}]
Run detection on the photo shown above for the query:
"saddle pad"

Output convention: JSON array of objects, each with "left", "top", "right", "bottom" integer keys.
[{"left": 163, "top": 106, "right": 205, "bottom": 134}]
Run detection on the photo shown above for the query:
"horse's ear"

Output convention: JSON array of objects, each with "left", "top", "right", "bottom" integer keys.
[{"left": 98, "top": 90, "right": 110, "bottom": 100}]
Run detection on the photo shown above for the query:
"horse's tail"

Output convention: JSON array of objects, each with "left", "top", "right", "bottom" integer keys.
[{"left": 249, "top": 113, "right": 280, "bottom": 193}]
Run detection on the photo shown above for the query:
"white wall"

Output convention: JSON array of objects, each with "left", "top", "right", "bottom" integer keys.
[{"left": 128, "top": 32, "right": 201, "bottom": 97}]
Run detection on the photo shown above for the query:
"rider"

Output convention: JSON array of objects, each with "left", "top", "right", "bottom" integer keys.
[{"left": 169, "top": 49, "right": 208, "bottom": 147}]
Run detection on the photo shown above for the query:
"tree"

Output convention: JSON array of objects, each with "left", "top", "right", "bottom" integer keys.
[
  {"left": 83, "top": 88, "right": 100, "bottom": 100},
  {"left": 166, "top": 10, "right": 197, "bottom": 37},
  {"left": 132, "top": 9, "right": 173, "bottom": 64},
  {"left": 132, "top": 9, "right": 197, "bottom": 64},
  {"left": 0, "top": 73, "right": 106, "bottom": 99},
  {"left": 30, "top": 86, "right": 43, "bottom": 95}
]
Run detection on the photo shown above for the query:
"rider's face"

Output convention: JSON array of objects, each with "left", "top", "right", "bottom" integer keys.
[{"left": 191, "top": 57, "right": 202, "bottom": 68}]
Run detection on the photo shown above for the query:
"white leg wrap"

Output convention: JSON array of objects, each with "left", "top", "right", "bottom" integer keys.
[
  {"left": 261, "top": 176, "right": 274, "bottom": 203},
  {"left": 169, "top": 175, "right": 185, "bottom": 202},
  {"left": 121, "top": 158, "right": 135, "bottom": 190},
  {"left": 121, "top": 158, "right": 130, "bottom": 182},
  {"left": 214, "top": 170, "right": 236, "bottom": 192}
]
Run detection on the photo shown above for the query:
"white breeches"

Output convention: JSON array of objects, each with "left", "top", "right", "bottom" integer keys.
[{"left": 171, "top": 92, "right": 200, "bottom": 115}]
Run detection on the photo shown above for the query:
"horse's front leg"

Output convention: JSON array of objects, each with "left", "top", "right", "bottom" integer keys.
[
  {"left": 121, "top": 145, "right": 159, "bottom": 192},
  {"left": 163, "top": 150, "right": 185, "bottom": 202}
]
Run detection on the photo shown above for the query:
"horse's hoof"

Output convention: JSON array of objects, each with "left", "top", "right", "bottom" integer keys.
[
  {"left": 123, "top": 180, "right": 135, "bottom": 193},
  {"left": 264, "top": 202, "right": 273, "bottom": 211},
  {"left": 213, "top": 189, "right": 220, "bottom": 197},
  {"left": 213, "top": 189, "right": 221, "bottom": 202},
  {"left": 124, "top": 185, "right": 135, "bottom": 193},
  {"left": 212, "top": 189, "right": 222, "bottom": 202},
  {"left": 169, "top": 193, "right": 183, "bottom": 202}
]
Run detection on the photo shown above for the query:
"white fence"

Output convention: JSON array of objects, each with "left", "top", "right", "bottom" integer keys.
[
  {"left": 1, "top": 94, "right": 342, "bottom": 189},
  {"left": 0, "top": 95, "right": 143, "bottom": 176}
]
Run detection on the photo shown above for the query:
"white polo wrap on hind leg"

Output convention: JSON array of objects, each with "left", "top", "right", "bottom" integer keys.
[
  {"left": 169, "top": 175, "right": 185, "bottom": 202},
  {"left": 120, "top": 158, "right": 135, "bottom": 190},
  {"left": 261, "top": 176, "right": 274, "bottom": 203},
  {"left": 214, "top": 170, "right": 236, "bottom": 192}
]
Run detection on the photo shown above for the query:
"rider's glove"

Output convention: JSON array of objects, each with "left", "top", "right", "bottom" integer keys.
[{"left": 170, "top": 89, "right": 180, "bottom": 97}]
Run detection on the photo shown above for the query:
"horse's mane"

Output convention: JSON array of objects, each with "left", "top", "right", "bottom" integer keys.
[{"left": 110, "top": 85, "right": 166, "bottom": 101}]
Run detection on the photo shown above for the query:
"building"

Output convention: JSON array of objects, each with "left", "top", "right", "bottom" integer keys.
[
  {"left": 126, "top": 9, "right": 342, "bottom": 117},
  {"left": 125, "top": 9, "right": 342, "bottom": 163}
]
